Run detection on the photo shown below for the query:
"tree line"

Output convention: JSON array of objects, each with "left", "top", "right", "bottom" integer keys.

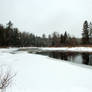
[
  {"left": 82, "top": 20, "right": 92, "bottom": 45},
  {"left": 0, "top": 20, "right": 91, "bottom": 47}
]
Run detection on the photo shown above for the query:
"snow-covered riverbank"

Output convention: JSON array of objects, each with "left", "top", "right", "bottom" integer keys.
[
  {"left": 41, "top": 47, "right": 92, "bottom": 52},
  {"left": 17, "top": 47, "right": 92, "bottom": 52},
  {"left": 0, "top": 48, "right": 92, "bottom": 92}
]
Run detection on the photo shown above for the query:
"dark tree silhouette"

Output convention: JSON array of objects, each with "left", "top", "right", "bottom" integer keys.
[
  {"left": 82, "top": 20, "right": 89, "bottom": 45},
  {"left": 0, "top": 21, "right": 79, "bottom": 47}
]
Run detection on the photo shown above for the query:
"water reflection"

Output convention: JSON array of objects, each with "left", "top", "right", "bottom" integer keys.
[
  {"left": 82, "top": 53, "right": 89, "bottom": 65},
  {"left": 36, "top": 51, "right": 92, "bottom": 66},
  {"left": 49, "top": 52, "right": 77, "bottom": 62},
  {"left": 60, "top": 52, "right": 68, "bottom": 60}
]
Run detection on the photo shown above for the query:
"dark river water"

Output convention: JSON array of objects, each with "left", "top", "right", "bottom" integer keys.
[{"left": 36, "top": 51, "right": 92, "bottom": 65}]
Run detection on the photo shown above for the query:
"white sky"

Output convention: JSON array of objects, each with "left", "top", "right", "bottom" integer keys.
[{"left": 0, "top": 0, "right": 92, "bottom": 37}]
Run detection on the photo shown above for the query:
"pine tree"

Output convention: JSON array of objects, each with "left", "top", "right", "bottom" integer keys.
[
  {"left": 5, "top": 21, "right": 13, "bottom": 46},
  {"left": 64, "top": 31, "right": 68, "bottom": 45},
  {"left": 0, "top": 24, "right": 4, "bottom": 46},
  {"left": 60, "top": 34, "right": 64, "bottom": 46},
  {"left": 82, "top": 20, "right": 89, "bottom": 45}
]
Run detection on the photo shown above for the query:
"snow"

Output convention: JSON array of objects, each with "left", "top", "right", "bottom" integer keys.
[
  {"left": 0, "top": 48, "right": 92, "bottom": 92},
  {"left": 18, "top": 47, "right": 92, "bottom": 52},
  {"left": 41, "top": 47, "right": 92, "bottom": 52}
]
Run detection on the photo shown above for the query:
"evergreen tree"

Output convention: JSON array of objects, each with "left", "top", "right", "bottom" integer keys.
[
  {"left": 60, "top": 34, "right": 64, "bottom": 46},
  {"left": 0, "top": 21, "right": 79, "bottom": 47},
  {"left": 0, "top": 24, "right": 4, "bottom": 46},
  {"left": 89, "top": 22, "right": 92, "bottom": 38},
  {"left": 5, "top": 21, "right": 13, "bottom": 46},
  {"left": 82, "top": 20, "right": 89, "bottom": 44},
  {"left": 64, "top": 31, "right": 68, "bottom": 45}
]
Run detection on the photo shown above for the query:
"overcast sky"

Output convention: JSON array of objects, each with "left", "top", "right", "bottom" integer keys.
[{"left": 0, "top": 0, "right": 92, "bottom": 37}]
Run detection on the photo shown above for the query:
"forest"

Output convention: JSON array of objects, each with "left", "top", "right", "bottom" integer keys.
[{"left": 0, "top": 20, "right": 92, "bottom": 47}]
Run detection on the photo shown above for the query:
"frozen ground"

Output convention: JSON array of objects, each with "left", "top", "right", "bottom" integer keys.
[
  {"left": 41, "top": 47, "right": 92, "bottom": 52},
  {"left": 19, "top": 47, "right": 92, "bottom": 52},
  {"left": 0, "top": 48, "right": 92, "bottom": 92}
]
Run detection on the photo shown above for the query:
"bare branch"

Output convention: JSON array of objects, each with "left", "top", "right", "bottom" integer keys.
[{"left": 0, "top": 65, "right": 16, "bottom": 92}]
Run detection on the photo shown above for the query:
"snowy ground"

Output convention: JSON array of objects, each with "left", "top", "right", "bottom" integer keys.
[
  {"left": 0, "top": 48, "right": 92, "bottom": 92},
  {"left": 19, "top": 47, "right": 92, "bottom": 52},
  {"left": 41, "top": 47, "right": 92, "bottom": 52}
]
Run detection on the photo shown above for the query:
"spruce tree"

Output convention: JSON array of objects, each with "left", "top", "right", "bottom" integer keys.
[{"left": 82, "top": 20, "right": 89, "bottom": 45}]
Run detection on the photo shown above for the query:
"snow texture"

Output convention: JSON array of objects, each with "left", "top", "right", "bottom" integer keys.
[
  {"left": 0, "top": 48, "right": 92, "bottom": 92},
  {"left": 19, "top": 47, "right": 92, "bottom": 52},
  {"left": 41, "top": 47, "right": 92, "bottom": 52}
]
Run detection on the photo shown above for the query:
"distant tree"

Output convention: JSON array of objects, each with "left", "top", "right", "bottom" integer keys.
[
  {"left": 0, "top": 21, "right": 80, "bottom": 47},
  {"left": 51, "top": 32, "right": 60, "bottom": 47},
  {"left": 60, "top": 34, "right": 64, "bottom": 46},
  {"left": 0, "top": 24, "right": 5, "bottom": 46},
  {"left": 5, "top": 21, "right": 13, "bottom": 46},
  {"left": 42, "top": 34, "right": 46, "bottom": 47},
  {"left": 88, "top": 22, "right": 92, "bottom": 44},
  {"left": 82, "top": 20, "right": 89, "bottom": 44},
  {"left": 48, "top": 34, "right": 52, "bottom": 47},
  {"left": 6, "top": 21, "right": 13, "bottom": 29},
  {"left": 89, "top": 22, "right": 92, "bottom": 38},
  {"left": 11, "top": 28, "right": 20, "bottom": 46},
  {"left": 29, "top": 33, "right": 36, "bottom": 46},
  {"left": 70, "top": 37, "right": 78, "bottom": 46},
  {"left": 63, "top": 31, "right": 68, "bottom": 45}
]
